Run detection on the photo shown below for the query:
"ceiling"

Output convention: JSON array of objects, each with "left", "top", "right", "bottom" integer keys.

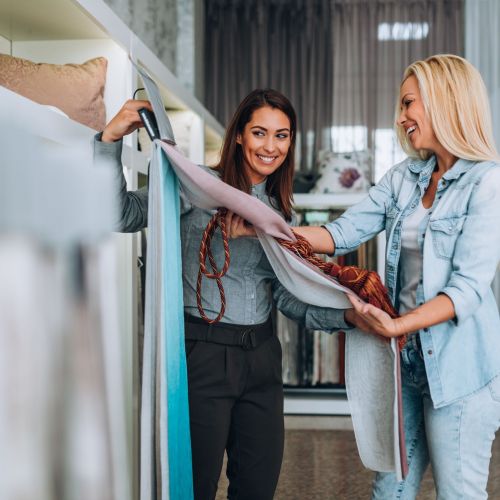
[{"left": 0, "top": 0, "right": 106, "bottom": 41}]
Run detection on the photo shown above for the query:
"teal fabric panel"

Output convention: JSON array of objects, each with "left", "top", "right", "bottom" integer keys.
[{"left": 160, "top": 148, "right": 194, "bottom": 499}]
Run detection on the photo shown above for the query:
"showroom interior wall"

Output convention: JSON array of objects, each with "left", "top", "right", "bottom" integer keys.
[
  {"left": 102, "top": 0, "right": 196, "bottom": 92},
  {"left": 203, "top": 0, "right": 464, "bottom": 175},
  {"left": 465, "top": 0, "right": 500, "bottom": 304}
]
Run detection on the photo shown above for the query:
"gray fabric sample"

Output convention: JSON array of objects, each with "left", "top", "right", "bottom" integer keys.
[{"left": 345, "top": 331, "right": 398, "bottom": 473}]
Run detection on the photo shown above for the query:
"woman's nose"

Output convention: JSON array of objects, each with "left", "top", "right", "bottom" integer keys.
[
  {"left": 397, "top": 109, "right": 406, "bottom": 126},
  {"left": 263, "top": 137, "right": 275, "bottom": 152}
]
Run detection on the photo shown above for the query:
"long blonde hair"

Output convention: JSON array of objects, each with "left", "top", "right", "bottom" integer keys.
[{"left": 396, "top": 54, "right": 499, "bottom": 162}]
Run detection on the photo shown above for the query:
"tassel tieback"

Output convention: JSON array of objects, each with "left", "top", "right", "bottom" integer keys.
[
  {"left": 196, "top": 210, "right": 406, "bottom": 349},
  {"left": 278, "top": 232, "right": 407, "bottom": 349},
  {"left": 277, "top": 232, "right": 398, "bottom": 316},
  {"left": 196, "top": 208, "right": 230, "bottom": 323}
]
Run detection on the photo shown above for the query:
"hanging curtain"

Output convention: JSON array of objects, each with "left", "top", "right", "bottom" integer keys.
[
  {"left": 465, "top": 0, "right": 500, "bottom": 306},
  {"left": 139, "top": 144, "right": 194, "bottom": 500},
  {"left": 136, "top": 66, "right": 194, "bottom": 500},
  {"left": 0, "top": 123, "right": 131, "bottom": 500},
  {"left": 204, "top": 0, "right": 464, "bottom": 173}
]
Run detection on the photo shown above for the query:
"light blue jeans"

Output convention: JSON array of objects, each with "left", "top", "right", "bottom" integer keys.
[{"left": 372, "top": 335, "right": 500, "bottom": 500}]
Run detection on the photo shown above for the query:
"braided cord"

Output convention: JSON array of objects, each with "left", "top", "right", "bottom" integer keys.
[{"left": 196, "top": 208, "right": 230, "bottom": 323}]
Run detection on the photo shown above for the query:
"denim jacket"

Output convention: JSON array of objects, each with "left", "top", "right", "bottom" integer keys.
[
  {"left": 94, "top": 135, "right": 349, "bottom": 330},
  {"left": 325, "top": 155, "right": 500, "bottom": 408}
]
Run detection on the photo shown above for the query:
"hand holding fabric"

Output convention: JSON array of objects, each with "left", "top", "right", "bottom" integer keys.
[
  {"left": 347, "top": 294, "right": 406, "bottom": 339},
  {"left": 225, "top": 210, "right": 257, "bottom": 238},
  {"left": 102, "top": 99, "right": 153, "bottom": 142}
]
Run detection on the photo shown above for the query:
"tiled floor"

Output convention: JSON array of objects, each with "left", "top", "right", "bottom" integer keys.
[{"left": 216, "top": 428, "right": 500, "bottom": 499}]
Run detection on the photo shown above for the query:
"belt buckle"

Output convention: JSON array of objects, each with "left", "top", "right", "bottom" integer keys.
[{"left": 240, "top": 328, "right": 255, "bottom": 350}]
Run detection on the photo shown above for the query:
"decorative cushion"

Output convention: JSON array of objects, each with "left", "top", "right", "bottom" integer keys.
[
  {"left": 312, "top": 150, "right": 371, "bottom": 194},
  {"left": 0, "top": 54, "right": 107, "bottom": 131}
]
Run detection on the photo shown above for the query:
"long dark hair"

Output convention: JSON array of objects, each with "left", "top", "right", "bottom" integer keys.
[{"left": 215, "top": 89, "right": 296, "bottom": 221}]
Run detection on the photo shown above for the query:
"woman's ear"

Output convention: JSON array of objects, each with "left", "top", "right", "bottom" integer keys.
[{"left": 236, "top": 133, "right": 242, "bottom": 145}]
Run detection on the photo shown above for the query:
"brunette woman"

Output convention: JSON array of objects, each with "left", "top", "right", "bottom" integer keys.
[{"left": 94, "top": 89, "right": 348, "bottom": 500}]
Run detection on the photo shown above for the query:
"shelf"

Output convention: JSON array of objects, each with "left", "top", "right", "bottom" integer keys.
[
  {"left": 0, "top": 0, "right": 224, "bottom": 153},
  {"left": 0, "top": 0, "right": 107, "bottom": 41},
  {"left": 284, "top": 392, "right": 350, "bottom": 416},
  {"left": 0, "top": 1, "right": 225, "bottom": 496},
  {"left": 293, "top": 192, "right": 368, "bottom": 209},
  {"left": 284, "top": 386, "right": 346, "bottom": 396},
  {"left": 1, "top": 85, "right": 94, "bottom": 145}
]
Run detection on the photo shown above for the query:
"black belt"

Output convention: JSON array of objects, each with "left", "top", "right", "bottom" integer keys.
[{"left": 184, "top": 314, "right": 273, "bottom": 351}]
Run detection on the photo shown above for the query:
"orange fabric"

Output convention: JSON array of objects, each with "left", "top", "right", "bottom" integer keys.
[{"left": 0, "top": 54, "right": 107, "bottom": 130}]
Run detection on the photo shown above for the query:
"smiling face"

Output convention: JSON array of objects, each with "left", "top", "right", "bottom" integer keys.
[
  {"left": 237, "top": 106, "right": 292, "bottom": 185},
  {"left": 397, "top": 75, "right": 440, "bottom": 153}
]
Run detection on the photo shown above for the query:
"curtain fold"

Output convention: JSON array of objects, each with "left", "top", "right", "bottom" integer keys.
[
  {"left": 1, "top": 121, "right": 130, "bottom": 500},
  {"left": 204, "top": 0, "right": 463, "bottom": 172},
  {"left": 465, "top": 0, "right": 500, "bottom": 307}
]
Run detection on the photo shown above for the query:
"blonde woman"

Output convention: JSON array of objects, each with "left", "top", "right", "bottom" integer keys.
[{"left": 286, "top": 54, "right": 500, "bottom": 498}]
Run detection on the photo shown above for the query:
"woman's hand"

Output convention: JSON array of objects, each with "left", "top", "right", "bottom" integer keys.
[
  {"left": 101, "top": 99, "right": 153, "bottom": 143},
  {"left": 225, "top": 210, "right": 256, "bottom": 238},
  {"left": 346, "top": 294, "right": 406, "bottom": 338}
]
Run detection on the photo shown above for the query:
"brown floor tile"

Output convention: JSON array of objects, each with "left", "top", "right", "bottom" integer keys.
[{"left": 216, "top": 429, "right": 500, "bottom": 499}]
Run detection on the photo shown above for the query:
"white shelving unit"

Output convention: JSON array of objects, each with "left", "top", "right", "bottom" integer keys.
[
  {"left": 294, "top": 191, "right": 387, "bottom": 279},
  {"left": 284, "top": 388, "right": 351, "bottom": 416},
  {"left": 293, "top": 192, "right": 368, "bottom": 210},
  {"left": 0, "top": 0, "right": 224, "bottom": 495}
]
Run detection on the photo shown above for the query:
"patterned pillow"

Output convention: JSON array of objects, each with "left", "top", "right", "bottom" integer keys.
[
  {"left": 312, "top": 150, "right": 372, "bottom": 194},
  {"left": 0, "top": 54, "right": 107, "bottom": 131}
]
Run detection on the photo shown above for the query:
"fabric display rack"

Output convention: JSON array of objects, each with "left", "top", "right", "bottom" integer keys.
[
  {"left": 0, "top": 0, "right": 223, "bottom": 498},
  {"left": 0, "top": 111, "right": 129, "bottom": 499},
  {"left": 282, "top": 206, "right": 381, "bottom": 415}
]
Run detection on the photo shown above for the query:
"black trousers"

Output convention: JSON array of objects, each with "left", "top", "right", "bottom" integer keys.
[{"left": 185, "top": 316, "right": 284, "bottom": 500}]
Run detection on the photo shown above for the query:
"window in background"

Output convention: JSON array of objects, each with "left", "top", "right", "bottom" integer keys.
[
  {"left": 330, "top": 126, "right": 367, "bottom": 153},
  {"left": 205, "top": 1, "right": 464, "bottom": 174},
  {"left": 374, "top": 128, "right": 406, "bottom": 182},
  {"left": 329, "top": 126, "right": 405, "bottom": 183},
  {"left": 378, "top": 22, "right": 430, "bottom": 41}
]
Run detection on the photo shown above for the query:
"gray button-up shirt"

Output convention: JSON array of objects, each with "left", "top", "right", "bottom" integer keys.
[{"left": 94, "top": 134, "right": 349, "bottom": 329}]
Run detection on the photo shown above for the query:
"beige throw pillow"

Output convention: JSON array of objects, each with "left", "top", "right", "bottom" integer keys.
[{"left": 0, "top": 54, "right": 107, "bottom": 131}]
